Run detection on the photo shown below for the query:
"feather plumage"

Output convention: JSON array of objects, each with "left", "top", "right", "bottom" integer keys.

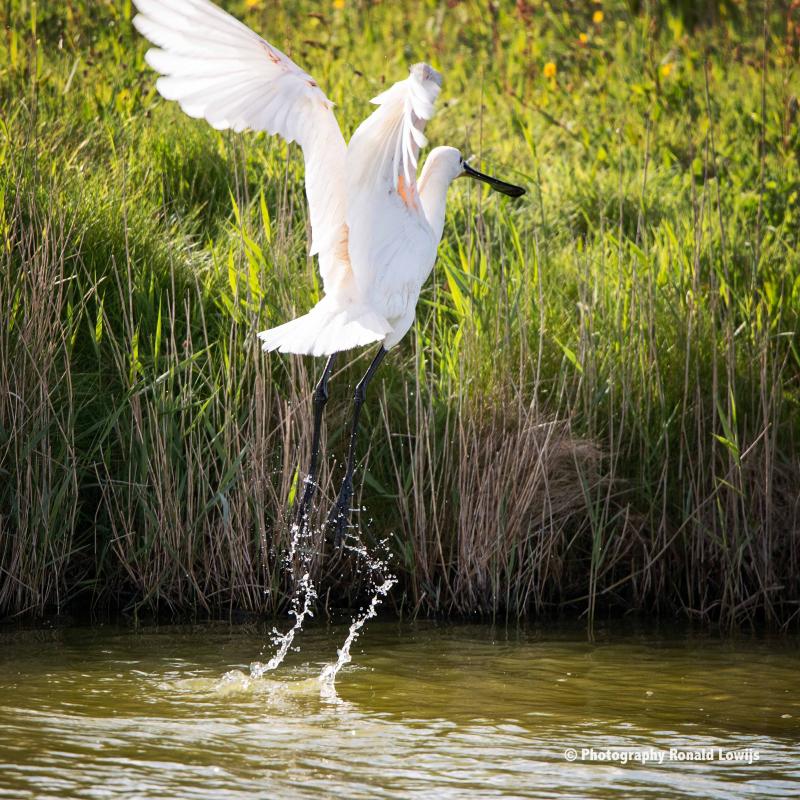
[{"left": 134, "top": 1, "right": 451, "bottom": 355}]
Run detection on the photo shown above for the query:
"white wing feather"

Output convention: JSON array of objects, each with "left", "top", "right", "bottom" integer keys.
[
  {"left": 132, "top": 0, "right": 348, "bottom": 287},
  {"left": 345, "top": 64, "right": 443, "bottom": 315}
]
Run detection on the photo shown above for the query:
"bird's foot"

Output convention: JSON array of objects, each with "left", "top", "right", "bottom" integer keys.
[
  {"left": 324, "top": 484, "right": 353, "bottom": 549},
  {"left": 325, "top": 505, "right": 351, "bottom": 549}
]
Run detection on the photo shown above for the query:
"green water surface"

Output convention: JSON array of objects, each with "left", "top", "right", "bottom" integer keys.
[{"left": 0, "top": 620, "right": 797, "bottom": 799}]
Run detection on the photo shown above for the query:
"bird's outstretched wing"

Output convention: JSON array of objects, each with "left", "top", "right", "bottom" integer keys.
[
  {"left": 345, "top": 64, "right": 443, "bottom": 306},
  {"left": 132, "top": 0, "right": 347, "bottom": 287}
]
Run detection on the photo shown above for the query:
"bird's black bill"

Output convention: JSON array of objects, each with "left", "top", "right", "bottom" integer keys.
[{"left": 463, "top": 163, "right": 526, "bottom": 197}]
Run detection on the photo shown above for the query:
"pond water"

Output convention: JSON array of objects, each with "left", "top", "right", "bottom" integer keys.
[{"left": 0, "top": 620, "right": 797, "bottom": 799}]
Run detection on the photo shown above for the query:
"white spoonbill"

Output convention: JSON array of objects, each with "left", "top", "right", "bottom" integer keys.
[{"left": 132, "top": 0, "right": 526, "bottom": 544}]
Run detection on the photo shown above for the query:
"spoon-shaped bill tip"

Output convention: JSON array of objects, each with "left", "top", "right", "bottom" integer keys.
[{"left": 462, "top": 162, "right": 526, "bottom": 198}]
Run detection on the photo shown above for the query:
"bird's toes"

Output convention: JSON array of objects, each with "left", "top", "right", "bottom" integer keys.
[{"left": 325, "top": 504, "right": 351, "bottom": 549}]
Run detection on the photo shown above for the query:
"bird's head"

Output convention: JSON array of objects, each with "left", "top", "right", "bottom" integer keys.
[{"left": 423, "top": 146, "right": 526, "bottom": 198}]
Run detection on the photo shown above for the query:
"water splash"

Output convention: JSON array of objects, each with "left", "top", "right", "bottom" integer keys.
[
  {"left": 318, "top": 533, "right": 396, "bottom": 690},
  {"left": 172, "top": 670, "right": 324, "bottom": 698},
  {"left": 250, "top": 518, "right": 318, "bottom": 679},
  {"left": 250, "top": 572, "right": 316, "bottom": 679},
  {"left": 250, "top": 512, "right": 397, "bottom": 689},
  {"left": 319, "top": 577, "right": 396, "bottom": 690}
]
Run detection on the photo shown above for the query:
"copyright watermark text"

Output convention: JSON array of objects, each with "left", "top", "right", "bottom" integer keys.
[{"left": 563, "top": 747, "right": 760, "bottom": 765}]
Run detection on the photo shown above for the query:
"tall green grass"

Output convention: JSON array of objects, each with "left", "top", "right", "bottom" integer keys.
[{"left": 1, "top": 0, "right": 798, "bottom": 625}]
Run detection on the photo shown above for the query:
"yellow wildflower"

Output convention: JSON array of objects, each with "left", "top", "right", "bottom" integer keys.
[
  {"left": 543, "top": 61, "right": 557, "bottom": 79},
  {"left": 660, "top": 63, "right": 673, "bottom": 77},
  {"left": 579, "top": 32, "right": 589, "bottom": 44},
  {"left": 244, "top": 0, "right": 259, "bottom": 8},
  {"left": 593, "top": 10, "right": 604, "bottom": 23},
  {"left": 333, "top": 0, "right": 346, "bottom": 8}
]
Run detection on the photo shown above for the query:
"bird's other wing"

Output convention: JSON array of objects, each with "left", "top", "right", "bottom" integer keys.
[
  {"left": 132, "top": 0, "right": 348, "bottom": 287},
  {"left": 345, "top": 63, "right": 443, "bottom": 299}
]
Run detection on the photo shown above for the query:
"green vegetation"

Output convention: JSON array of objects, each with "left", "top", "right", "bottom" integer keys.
[{"left": 1, "top": 0, "right": 798, "bottom": 625}]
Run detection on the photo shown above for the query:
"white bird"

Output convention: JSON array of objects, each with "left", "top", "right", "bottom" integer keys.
[{"left": 132, "top": 0, "right": 525, "bottom": 544}]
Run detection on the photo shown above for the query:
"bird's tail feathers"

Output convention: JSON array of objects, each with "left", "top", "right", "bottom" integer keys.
[{"left": 258, "top": 302, "right": 391, "bottom": 356}]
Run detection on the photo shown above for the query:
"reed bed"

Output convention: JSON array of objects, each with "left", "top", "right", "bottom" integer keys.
[{"left": 1, "top": 0, "right": 798, "bottom": 626}]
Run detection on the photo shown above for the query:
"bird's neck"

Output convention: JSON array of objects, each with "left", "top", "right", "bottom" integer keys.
[{"left": 418, "top": 165, "right": 454, "bottom": 243}]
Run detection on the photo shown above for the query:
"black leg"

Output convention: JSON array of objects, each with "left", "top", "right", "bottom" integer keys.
[
  {"left": 325, "top": 346, "right": 388, "bottom": 546},
  {"left": 293, "top": 353, "right": 338, "bottom": 528}
]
